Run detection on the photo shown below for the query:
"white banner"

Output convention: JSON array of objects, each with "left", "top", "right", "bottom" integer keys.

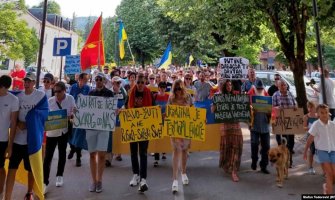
[
  {"left": 219, "top": 57, "right": 249, "bottom": 79},
  {"left": 73, "top": 94, "right": 118, "bottom": 131}
]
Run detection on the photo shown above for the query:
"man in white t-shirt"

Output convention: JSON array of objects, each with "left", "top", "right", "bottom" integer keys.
[
  {"left": 4, "top": 72, "right": 46, "bottom": 200},
  {"left": 0, "top": 75, "right": 19, "bottom": 195},
  {"left": 39, "top": 73, "right": 54, "bottom": 99}
]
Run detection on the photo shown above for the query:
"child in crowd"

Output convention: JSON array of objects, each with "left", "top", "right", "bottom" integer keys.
[
  {"left": 303, "top": 101, "right": 318, "bottom": 175},
  {"left": 303, "top": 104, "right": 335, "bottom": 194}
]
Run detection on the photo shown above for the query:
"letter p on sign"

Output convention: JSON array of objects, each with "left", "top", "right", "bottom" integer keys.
[{"left": 53, "top": 38, "right": 71, "bottom": 56}]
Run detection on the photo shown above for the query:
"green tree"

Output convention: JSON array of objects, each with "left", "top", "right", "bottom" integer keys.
[
  {"left": 32, "top": 0, "right": 61, "bottom": 15},
  {"left": 0, "top": 3, "right": 39, "bottom": 66}
]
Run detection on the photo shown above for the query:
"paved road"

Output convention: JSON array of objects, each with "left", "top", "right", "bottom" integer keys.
[{"left": 12, "top": 126, "right": 324, "bottom": 200}]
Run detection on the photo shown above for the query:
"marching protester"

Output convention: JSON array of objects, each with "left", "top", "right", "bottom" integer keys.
[
  {"left": 272, "top": 79, "right": 297, "bottom": 168},
  {"left": 0, "top": 75, "right": 19, "bottom": 195},
  {"left": 68, "top": 73, "right": 90, "bottom": 167},
  {"left": 128, "top": 74, "right": 153, "bottom": 193},
  {"left": 303, "top": 101, "right": 318, "bottom": 175},
  {"left": 105, "top": 76, "right": 128, "bottom": 167},
  {"left": 241, "top": 68, "right": 258, "bottom": 93},
  {"left": 160, "top": 72, "right": 173, "bottom": 92},
  {"left": 267, "top": 73, "right": 281, "bottom": 96},
  {"left": 194, "top": 71, "right": 212, "bottom": 101},
  {"left": 211, "top": 80, "right": 243, "bottom": 182},
  {"left": 86, "top": 73, "right": 115, "bottom": 193},
  {"left": 9, "top": 63, "right": 26, "bottom": 91},
  {"left": 303, "top": 104, "right": 335, "bottom": 194},
  {"left": 43, "top": 82, "right": 76, "bottom": 194},
  {"left": 168, "top": 79, "right": 193, "bottom": 193},
  {"left": 39, "top": 73, "right": 55, "bottom": 99},
  {"left": 4, "top": 72, "right": 48, "bottom": 200},
  {"left": 248, "top": 80, "right": 271, "bottom": 174},
  {"left": 147, "top": 74, "right": 157, "bottom": 87}
]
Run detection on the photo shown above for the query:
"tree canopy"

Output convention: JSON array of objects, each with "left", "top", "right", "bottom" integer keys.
[{"left": 32, "top": 0, "right": 61, "bottom": 15}]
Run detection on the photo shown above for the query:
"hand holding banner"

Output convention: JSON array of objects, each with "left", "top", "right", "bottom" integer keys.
[
  {"left": 163, "top": 105, "right": 206, "bottom": 141},
  {"left": 45, "top": 109, "right": 68, "bottom": 131},
  {"left": 272, "top": 108, "right": 305, "bottom": 135}
]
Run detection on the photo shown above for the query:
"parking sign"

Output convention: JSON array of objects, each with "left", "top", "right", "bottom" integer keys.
[{"left": 53, "top": 38, "right": 71, "bottom": 56}]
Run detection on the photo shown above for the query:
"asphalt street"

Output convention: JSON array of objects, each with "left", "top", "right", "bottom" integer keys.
[{"left": 11, "top": 125, "right": 324, "bottom": 200}]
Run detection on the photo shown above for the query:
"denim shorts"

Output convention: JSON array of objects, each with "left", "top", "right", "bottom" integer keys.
[
  {"left": 316, "top": 150, "right": 335, "bottom": 163},
  {"left": 86, "top": 130, "right": 109, "bottom": 153}
]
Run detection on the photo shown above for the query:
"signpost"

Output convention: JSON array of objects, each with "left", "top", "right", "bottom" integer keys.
[{"left": 53, "top": 38, "right": 72, "bottom": 80}]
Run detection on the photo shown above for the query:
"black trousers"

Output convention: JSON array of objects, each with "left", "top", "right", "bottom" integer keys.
[
  {"left": 276, "top": 134, "right": 294, "bottom": 166},
  {"left": 250, "top": 131, "right": 270, "bottom": 169},
  {"left": 43, "top": 133, "right": 68, "bottom": 185},
  {"left": 130, "top": 141, "right": 149, "bottom": 179}
]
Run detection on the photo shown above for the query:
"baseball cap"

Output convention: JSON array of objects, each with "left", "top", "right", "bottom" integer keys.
[
  {"left": 255, "top": 79, "right": 264, "bottom": 89},
  {"left": 24, "top": 72, "right": 37, "bottom": 81},
  {"left": 111, "top": 76, "right": 122, "bottom": 83},
  {"left": 96, "top": 72, "right": 105, "bottom": 78},
  {"left": 44, "top": 73, "right": 54, "bottom": 81}
]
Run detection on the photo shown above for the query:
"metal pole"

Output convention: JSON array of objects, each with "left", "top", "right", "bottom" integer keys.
[
  {"left": 117, "top": 20, "right": 121, "bottom": 67},
  {"left": 36, "top": 0, "right": 48, "bottom": 89},
  {"left": 126, "top": 39, "right": 135, "bottom": 65},
  {"left": 114, "top": 21, "right": 118, "bottom": 67},
  {"left": 59, "top": 56, "right": 63, "bottom": 81},
  {"left": 312, "top": 0, "right": 327, "bottom": 105}
]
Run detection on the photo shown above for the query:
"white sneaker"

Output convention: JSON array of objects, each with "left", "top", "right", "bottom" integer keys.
[
  {"left": 181, "top": 174, "right": 189, "bottom": 185},
  {"left": 43, "top": 183, "right": 49, "bottom": 195},
  {"left": 172, "top": 180, "right": 178, "bottom": 193},
  {"left": 129, "top": 174, "right": 140, "bottom": 187},
  {"left": 138, "top": 178, "right": 148, "bottom": 192},
  {"left": 55, "top": 176, "right": 63, "bottom": 187}
]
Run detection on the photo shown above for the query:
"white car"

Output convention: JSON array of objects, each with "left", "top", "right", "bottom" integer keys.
[
  {"left": 255, "top": 71, "right": 319, "bottom": 104},
  {"left": 311, "top": 71, "right": 335, "bottom": 83}
]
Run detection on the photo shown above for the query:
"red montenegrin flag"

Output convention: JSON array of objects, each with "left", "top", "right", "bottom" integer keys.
[{"left": 80, "top": 15, "right": 105, "bottom": 71}]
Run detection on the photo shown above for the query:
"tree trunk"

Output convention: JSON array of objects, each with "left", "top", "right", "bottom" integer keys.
[
  {"left": 141, "top": 51, "right": 145, "bottom": 69},
  {"left": 291, "top": 58, "right": 308, "bottom": 113}
]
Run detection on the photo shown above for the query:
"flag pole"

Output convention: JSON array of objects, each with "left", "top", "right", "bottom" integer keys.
[
  {"left": 97, "top": 13, "right": 102, "bottom": 71},
  {"left": 126, "top": 39, "right": 135, "bottom": 65}
]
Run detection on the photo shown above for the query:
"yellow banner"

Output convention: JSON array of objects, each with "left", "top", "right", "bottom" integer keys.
[
  {"left": 147, "top": 86, "right": 195, "bottom": 95},
  {"left": 119, "top": 106, "right": 163, "bottom": 143},
  {"left": 163, "top": 105, "right": 206, "bottom": 141}
]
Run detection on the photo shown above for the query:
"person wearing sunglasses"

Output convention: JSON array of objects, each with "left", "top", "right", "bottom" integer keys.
[
  {"left": 194, "top": 72, "right": 212, "bottom": 102},
  {"left": 160, "top": 72, "right": 172, "bottom": 92},
  {"left": 167, "top": 80, "right": 193, "bottom": 193},
  {"left": 43, "top": 81, "right": 76, "bottom": 194},
  {"left": 86, "top": 73, "right": 115, "bottom": 193},
  {"left": 105, "top": 76, "right": 128, "bottom": 167},
  {"left": 267, "top": 73, "right": 281, "bottom": 96},
  {"left": 147, "top": 74, "right": 157, "bottom": 88},
  {"left": 39, "top": 73, "right": 55, "bottom": 99},
  {"left": 127, "top": 74, "right": 153, "bottom": 193}
]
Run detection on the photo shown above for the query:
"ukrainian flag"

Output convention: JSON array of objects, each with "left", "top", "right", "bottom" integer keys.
[
  {"left": 186, "top": 54, "right": 194, "bottom": 67},
  {"left": 119, "top": 21, "right": 128, "bottom": 59},
  {"left": 159, "top": 42, "right": 172, "bottom": 69},
  {"left": 25, "top": 95, "right": 49, "bottom": 200}
]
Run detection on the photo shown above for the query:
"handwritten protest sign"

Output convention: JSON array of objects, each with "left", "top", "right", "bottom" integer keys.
[
  {"left": 219, "top": 57, "right": 249, "bottom": 79},
  {"left": 119, "top": 106, "right": 163, "bottom": 143},
  {"left": 45, "top": 109, "right": 68, "bottom": 131},
  {"left": 146, "top": 86, "right": 195, "bottom": 95},
  {"left": 213, "top": 94, "right": 250, "bottom": 123},
  {"left": 252, "top": 96, "right": 272, "bottom": 113},
  {"left": 163, "top": 105, "right": 206, "bottom": 141},
  {"left": 64, "top": 55, "right": 80, "bottom": 74},
  {"left": 272, "top": 108, "right": 305, "bottom": 135},
  {"left": 73, "top": 95, "right": 118, "bottom": 131}
]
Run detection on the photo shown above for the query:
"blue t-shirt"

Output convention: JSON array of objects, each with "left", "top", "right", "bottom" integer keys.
[{"left": 69, "top": 83, "right": 90, "bottom": 101}]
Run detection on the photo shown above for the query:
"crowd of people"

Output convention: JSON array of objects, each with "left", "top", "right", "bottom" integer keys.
[{"left": 0, "top": 64, "right": 334, "bottom": 199}]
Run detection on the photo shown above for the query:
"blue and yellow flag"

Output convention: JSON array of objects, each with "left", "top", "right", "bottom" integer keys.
[
  {"left": 119, "top": 21, "right": 128, "bottom": 60},
  {"left": 185, "top": 54, "right": 194, "bottom": 67},
  {"left": 25, "top": 95, "right": 49, "bottom": 200},
  {"left": 159, "top": 42, "right": 172, "bottom": 69}
]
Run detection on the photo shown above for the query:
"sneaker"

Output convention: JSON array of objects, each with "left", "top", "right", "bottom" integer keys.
[
  {"left": 43, "top": 184, "right": 49, "bottom": 195},
  {"left": 138, "top": 178, "right": 148, "bottom": 193},
  {"left": 56, "top": 176, "right": 63, "bottom": 187},
  {"left": 308, "top": 167, "right": 316, "bottom": 175},
  {"left": 76, "top": 158, "right": 81, "bottom": 167},
  {"left": 96, "top": 181, "right": 103, "bottom": 193},
  {"left": 67, "top": 150, "right": 75, "bottom": 160},
  {"left": 89, "top": 182, "right": 96, "bottom": 192},
  {"left": 115, "top": 155, "right": 122, "bottom": 161},
  {"left": 172, "top": 180, "right": 178, "bottom": 193},
  {"left": 24, "top": 192, "right": 33, "bottom": 200},
  {"left": 181, "top": 174, "right": 189, "bottom": 185},
  {"left": 105, "top": 160, "right": 112, "bottom": 167},
  {"left": 153, "top": 161, "right": 159, "bottom": 167},
  {"left": 162, "top": 154, "right": 167, "bottom": 160},
  {"left": 323, "top": 183, "right": 327, "bottom": 194},
  {"left": 129, "top": 174, "right": 140, "bottom": 187}
]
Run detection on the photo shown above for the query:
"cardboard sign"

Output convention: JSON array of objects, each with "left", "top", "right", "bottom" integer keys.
[
  {"left": 119, "top": 106, "right": 163, "bottom": 143},
  {"left": 45, "top": 109, "right": 68, "bottom": 131},
  {"left": 251, "top": 96, "right": 272, "bottom": 113},
  {"left": 272, "top": 108, "right": 305, "bottom": 135},
  {"left": 163, "top": 105, "right": 206, "bottom": 141},
  {"left": 73, "top": 95, "right": 118, "bottom": 131},
  {"left": 219, "top": 57, "right": 249, "bottom": 79},
  {"left": 64, "top": 55, "right": 81, "bottom": 74},
  {"left": 213, "top": 94, "right": 250, "bottom": 123}
]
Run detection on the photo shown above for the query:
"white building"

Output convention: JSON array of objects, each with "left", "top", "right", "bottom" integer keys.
[{"left": 2, "top": 7, "right": 79, "bottom": 79}]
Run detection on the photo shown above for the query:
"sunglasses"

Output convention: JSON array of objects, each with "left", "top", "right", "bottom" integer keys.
[
  {"left": 121, "top": 71, "right": 126, "bottom": 73},
  {"left": 95, "top": 78, "right": 103, "bottom": 82},
  {"left": 137, "top": 81, "right": 145, "bottom": 84},
  {"left": 275, "top": 78, "right": 280, "bottom": 80},
  {"left": 43, "top": 80, "right": 50, "bottom": 83},
  {"left": 174, "top": 87, "right": 182, "bottom": 91},
  {"left": 185, "top": 78, "right": 192, "bottom": 80},
  {"left": 149, "top": 78, "right": 155, "bottom": 80},
  {"left": 115, "top": 81, "right": 121, "bottom": 84},
  {"left": 104, "top": 69, "right": 109, "bottom": 70},
  {"left": 171, "top": 77, "right": 177, "bottom": 79},
  {"left": 54, "top": 90, "right": 62, "bottom": 93}
]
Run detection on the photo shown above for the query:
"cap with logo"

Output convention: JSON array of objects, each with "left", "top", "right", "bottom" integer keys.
[
  {"left": 23, "top": 72, "right": 37, "bottom": 81},
  {"left": 44, "top": 73, "right": 54, "bottom": 81}
]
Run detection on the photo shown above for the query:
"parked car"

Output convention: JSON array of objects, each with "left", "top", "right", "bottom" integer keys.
[
  {"left": 310, "top": 71, "right": 335, "bottom": 83},
  {"left": 255, "top": 71, "right": 319, "bottom": 104}
]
